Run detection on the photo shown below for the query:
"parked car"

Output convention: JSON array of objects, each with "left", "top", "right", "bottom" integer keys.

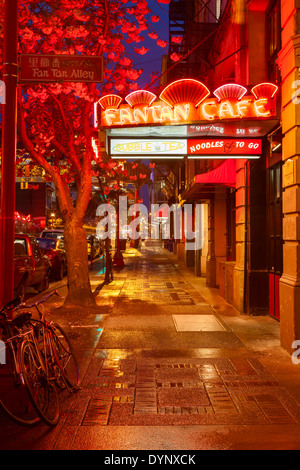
[
  {"left": 40, "top": 229, "right": 64, "bottom": 240},
  {"left": 41, "top": 228, "right": 103, "bottom": 260},
  {"left": 36, "top": 237, "right": 67, "bottom": 281},
  {"left": 14, "top": 234, "right": 51, "bottom": 302}
]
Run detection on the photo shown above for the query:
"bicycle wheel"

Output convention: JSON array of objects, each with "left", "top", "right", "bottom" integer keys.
[
  {"left": 50, "top": 323, "right": 80, "bottom": 390},
  {"left": 33, "top": 321, "right": 67, "bottom": 391},
  {"left": 0, "top": 345, "right": 40, "bottom": 426},
  {"left": 19, "top": 340, "right": 59, "bottom": 427}
]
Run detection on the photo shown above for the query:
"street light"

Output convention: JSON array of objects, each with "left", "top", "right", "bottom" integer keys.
[{"left": 50, "top": 212, "right": 56, "bottom": 227}]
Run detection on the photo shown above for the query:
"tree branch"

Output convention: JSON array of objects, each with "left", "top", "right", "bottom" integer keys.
[{"left": 18, "top": 93, "right": 74, "bottom": 218}]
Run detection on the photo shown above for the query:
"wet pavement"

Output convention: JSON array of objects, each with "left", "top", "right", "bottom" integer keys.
[{"left": 1, "top": 241, "right": 300, "bottom": 450}]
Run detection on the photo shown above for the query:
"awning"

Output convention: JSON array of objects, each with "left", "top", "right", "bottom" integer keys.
[
  {"left": 195, "top": 159, "right": 236, "bottom": 187},
  {"left": 179, "top": 159, "right": 236, "bottom": 202}
]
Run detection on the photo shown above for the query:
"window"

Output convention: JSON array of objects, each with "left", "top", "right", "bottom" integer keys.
[
  {"left": 14, "top": 239, "right": 27, "bottom": 256},
  {"left": 268, "top": 163, "right": 283, "bottom": 274},
  {"left": 226, "top": 189, "right": 236, "bottom": 262},
  {"left": 267, "top": 0, "right": 281, "bottom": 81}
]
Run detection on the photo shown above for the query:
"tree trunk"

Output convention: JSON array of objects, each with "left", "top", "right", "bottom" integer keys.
[{"left": 63, "top": 219, "right": 96, "bottom": 307}]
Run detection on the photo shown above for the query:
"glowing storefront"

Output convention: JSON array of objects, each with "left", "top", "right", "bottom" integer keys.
[{"left": 96, "top": 79, "right": 280, "bottom": 319}]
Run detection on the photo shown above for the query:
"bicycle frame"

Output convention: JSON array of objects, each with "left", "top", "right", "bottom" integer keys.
[
  {"left": 0, "top": 290, "right": 61, "bottom": 386},
  {"left": 29, "top": 319, "right": 64, "bottom": 386},
  {"left": 5, "top": 327, "right": 33, "bottom": 386},
  {"left": 0, "top": 290, "right": 69, "bottom": 427}
]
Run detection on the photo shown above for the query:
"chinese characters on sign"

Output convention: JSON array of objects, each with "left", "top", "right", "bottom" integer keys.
[{"left": 19, "top": 54, "right": 103, "bottom": 83}]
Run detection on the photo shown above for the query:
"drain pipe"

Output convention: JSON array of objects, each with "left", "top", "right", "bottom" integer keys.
[{"left": 243, "top": 161, "right": 249, "bottom": 313}]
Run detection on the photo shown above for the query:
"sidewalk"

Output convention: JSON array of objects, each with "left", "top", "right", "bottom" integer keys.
[{"left": 1, "top": 242, "right": 300, "bottom": 450}]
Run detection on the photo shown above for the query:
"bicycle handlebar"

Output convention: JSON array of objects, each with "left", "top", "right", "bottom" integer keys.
[
  {"left": 18, "top": 290, "right": 60, "bottom": 310},
  {"left": 0, "top": 290, "right": 61, "bottom": 321}
]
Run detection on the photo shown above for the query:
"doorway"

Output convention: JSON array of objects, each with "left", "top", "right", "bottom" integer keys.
[{"left": 268, "top": 161, "right": 283, "bottom": 320}]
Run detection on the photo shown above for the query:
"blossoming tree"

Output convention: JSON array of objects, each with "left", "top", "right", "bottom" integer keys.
[{"left": 0, "top": 0, "right": 167, "bottom": 307}]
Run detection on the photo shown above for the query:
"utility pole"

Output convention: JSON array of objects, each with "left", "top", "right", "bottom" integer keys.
[
  {"left": 0, "top": 0, "right": 19, "bottom": 308},
  {"left": 113, "top": 185, "right": 124, "bottom": 268}
]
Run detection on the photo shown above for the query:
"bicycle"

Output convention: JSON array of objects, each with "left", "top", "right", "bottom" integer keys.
[
  {"left": 27, "top": 291, "right": 80, "bottom": 393},
  {"left": 0, "top": 291, "right": 80, "bottom": 427},
  {"left": 0, "top": 296, "right": 41, "bottom": 426},
  {"left": 18, "top": 290, "right": 80, "bottom": 426}
]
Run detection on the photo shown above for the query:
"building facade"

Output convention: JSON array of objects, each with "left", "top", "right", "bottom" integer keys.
[
  {"left": 163, "top": 0, "right": 299, "bottom": 351},
  {"left": 98, "top": 0, "right": 300, "bottom": 354}
]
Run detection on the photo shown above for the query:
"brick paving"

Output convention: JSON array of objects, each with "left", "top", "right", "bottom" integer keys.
[
  {"left": 71, "top": 356, "right": 300, "bottom": 427},
  {"left": 1, "top": 242, "right": 300, "bottom": 450},
  {"left": 64, "top": 244, "right": 300, "bottom": 430}
]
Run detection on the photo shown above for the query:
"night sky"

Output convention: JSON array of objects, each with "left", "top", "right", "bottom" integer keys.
[{"left": 133, "top": 0, "right": 169, "bottom": 89}]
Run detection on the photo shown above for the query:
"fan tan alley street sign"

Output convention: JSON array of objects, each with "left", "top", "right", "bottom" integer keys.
[{"left": 19, "top": 54, "right": 103, "bottom": 83}]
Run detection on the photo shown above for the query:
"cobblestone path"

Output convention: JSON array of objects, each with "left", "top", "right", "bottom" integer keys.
[{"left": 73, "top": 245, "right": 300, "bottom": 428}]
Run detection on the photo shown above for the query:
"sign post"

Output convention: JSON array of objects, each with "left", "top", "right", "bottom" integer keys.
[
  {"left": 19, "top": 54, "right": 103, "bottom": 83},
  {"left": 0, "top": 0, "right": 18, "bottom": 309}
]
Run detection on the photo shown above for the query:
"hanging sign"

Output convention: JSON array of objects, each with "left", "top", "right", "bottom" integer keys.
[
  {"left": 110, "top": 139, "right": 187, "bottom": 156},
  {"left": 99, "top": 81, "right": 278, "bottom": 128},
  {"left": 188, "top": 139, "right": 262, "bottom": 156},
  {"left": 19, "top": 54, "right": 103, "bottom": 83}
]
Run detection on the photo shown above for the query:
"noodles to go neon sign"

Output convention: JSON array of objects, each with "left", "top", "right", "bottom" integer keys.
[{"left": 97, "top": 81, "right": 278, "bottom": 128}]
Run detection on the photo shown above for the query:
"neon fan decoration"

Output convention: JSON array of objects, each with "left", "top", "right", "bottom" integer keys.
[
  {"left": 98, "top": 94, "right": 123, "bottom": 110},
  {"left": 159, "top": 79, "right": 211, "bottom": 108},
  {"left": 213, "top": 84, "right": 248, "bottom": 102},
  {"left": 125, "top": 90, "right": 157, "bottom": 108},
  {"left": 251, "top": 83, "right": 279, "bottom": 99}
]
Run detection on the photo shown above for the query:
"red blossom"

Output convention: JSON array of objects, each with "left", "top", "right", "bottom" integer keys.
[
  {"left": 157, "top": 39, "right": 168, "bottom": 48},
  {"left": 170, "top": 52, "right": 182, "bottom": 62},
  {"left": 134, "top": 46, "right": 149, "bottom": 55},
  {"left": 172, "top": 36, "right": 183, "bottom": 44},
  {"left": 0, "top": 0, "right": 164, "bottom": 242}
]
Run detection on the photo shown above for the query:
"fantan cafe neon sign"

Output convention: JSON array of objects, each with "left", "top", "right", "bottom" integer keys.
[{"left": 98, "top": 81, "right": 278, "bottom": 128}]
